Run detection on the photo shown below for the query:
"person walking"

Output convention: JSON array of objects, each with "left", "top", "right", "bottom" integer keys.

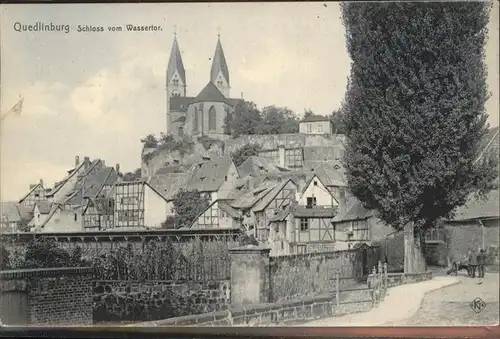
[
  {"left": 469, "top": 249, "right": 478, "bottom": 278},
  {"left": 477, "top": 249, "right": 487, "bottom": 278}
]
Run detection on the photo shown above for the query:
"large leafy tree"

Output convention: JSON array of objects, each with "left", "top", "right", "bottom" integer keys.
[
  {"left": 257, "top": 106, "right": 299, "bottom": 134},
  {"left": 224, "top": 101, "right": 262, "bottom": 137},
  {"left": 165, "top": 189, "right": 210, "bottom": 229},
  {"left": 341, "top": 2, "right": 496, "bottom": 273},
  {"left": 231, "top": 143, "right": 263, "bottom": 167}
]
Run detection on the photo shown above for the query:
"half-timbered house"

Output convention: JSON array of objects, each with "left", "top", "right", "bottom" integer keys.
[
  {"left": 112, "top": 180, "right": 169, "bottom": 229},
  {"left": 268, "top": 205, "right": 338, "bottom": 256},
  {"left": 189, "top": 200, "right": 242, "bottom": 229},
  {"left": 252, "top": 178, "right": 298, "bottom": 241},
  {"left": 18, "top": 179, "right": 47, "bottom": 209}
]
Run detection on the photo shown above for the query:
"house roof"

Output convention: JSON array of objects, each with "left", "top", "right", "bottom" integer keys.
[
  {"left": 167, "top": 36, "right": 186, "bottom": 85},
  {"left": 35, "top": 201, "right": 52, "bottom": 214},
  {"left": 253, "top": 178, "right": 296, "bottom": 212},
  {"left": 331, "top": 198, "right": 377, "bottom": 222},
  {"left": 186, "top": 156, "right": 234, "bottom": 192},
  {"left": 170, "top": 96, "right": 194, "bottom": 112},
  {"left": 302, "top": 164, "right": 346, "bottom": 187},
  {"left": 0, "top": 202, "right": 21, "bottom": 223},
  {"left": 229, "top": 180, "right": 278, "bottom": 210},
  {"left": 269, "top": 207, "right": 291, "bottom": 223},
  {"left": 17, "top": 205, "right": 34, "bottom": 221},
  {"left": 65, "top": 167, "right": 117, "bottom": 206},
  {"left": 237, "top": 156, "right": 288, "bottom": 177},
  {"left": 300, "top": 114, "right": 331, "bottom": 123},
  {"left": 218, "top": 200, "right": 240, "bottom": 218},
  {"left": 291, "top": 205, "right": 339, "bottom": 218},
  {"left": 147, "top": 173, "right": 189, "bottom": 201},
  {"left": 210, "top": 37, "right": 230, "bottom": 86},
  {"left": 46, "top": 157, "right": 93, "bottom": 197},
  {"left": 172, "top": 116, "right": 186, "bottom": 123},
  {"left": 450, "top": 189, "right": 500, "bottom": 222}
]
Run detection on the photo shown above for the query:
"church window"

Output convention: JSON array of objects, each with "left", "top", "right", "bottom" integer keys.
[
  {"left": 193, "top": 108, "right": 199, "bottom": 132},
  {"left": 208, "top": 106, "right": 217, "bottom": 131},
  {"left": 173, "top": 79, "right": 179, "bottom": 86},
  {"left": 217, "top": 80, "right": 223, "bottom": 87}
]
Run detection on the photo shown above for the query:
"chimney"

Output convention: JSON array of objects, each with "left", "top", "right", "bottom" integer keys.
[
  {"left": 75, "top": 155, "right": 80, "bottom": 167},
  {"left": 39, "top": 179, "right": 44, "bottom": 187},
  {"left": 84, "top": 156, "right": 90, "bottom": 163},
  {"left": 115, "top": 163, "right": 120, "bottom": 174},
  {"left": 101, "top": 160, "right": 105, "bottom": 167},
  {"left": 241, "top": 92, "right": 244, "bottom": 100}
]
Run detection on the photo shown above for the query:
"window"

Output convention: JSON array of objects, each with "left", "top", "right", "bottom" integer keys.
[
  {"left": 173, "top": 79, "right": 179, "bottom": 86},
  {"left": 225, "top": 175, "right": 228, "bottom": 181},
  {"left": 318, "top": 124, "right": 323, "bottom": 133},
  {"left": 285, "top": 149, "right": 303, "bottom": 168},
  {"left": 34, "top": 193, "right": 40, "bottom": 198},
  {"left": 307, "top": 124, "right": 312, "bottom": 133},
  {"left": 306, "top": 197, "right": 317, "bottom": 208},
  {"left": 178, "top": 126, "right": 184, "bottom": 137},
  {"left": 217, "top": 80, "right": 223, "bottom": 87},
  {"left": 313, "top": 180, "right": 318, "bottom": 186},
  {"left": 300, "top": 218, "right": 309, "bottom": 231},
  {"left": 208, "top": 106, "right": 217, "bottom": 131},
  {"left": 74, "top": 213, "right": 77, "bottom": 221}
]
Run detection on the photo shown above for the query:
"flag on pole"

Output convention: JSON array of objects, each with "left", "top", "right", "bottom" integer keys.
[{"left": 1, "top": 96, "right": 24, "bottom": 122}]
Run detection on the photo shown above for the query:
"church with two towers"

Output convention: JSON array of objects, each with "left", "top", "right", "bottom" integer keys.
[{"left": 166, "top": 34, "right": 244, "bottom": 138}]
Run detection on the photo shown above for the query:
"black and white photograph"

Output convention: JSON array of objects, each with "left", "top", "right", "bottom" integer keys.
[{"left": 0, "top": 1, "right": 499, "bottom": 330}]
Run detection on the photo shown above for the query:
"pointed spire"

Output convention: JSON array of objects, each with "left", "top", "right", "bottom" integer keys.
[
  {"left": 210, "top": 34, "right": 230, "bottom": 87},
  {"left": 167, "top": 32, "right": 186, "bottom": 85}
]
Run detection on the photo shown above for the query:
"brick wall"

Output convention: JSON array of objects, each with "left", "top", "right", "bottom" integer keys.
[
  {"left": 93, "top": 280, "right": 230, "bottom": 323},
  {"left": 0, "top": 267, "right": 92, "bottom": 326}
]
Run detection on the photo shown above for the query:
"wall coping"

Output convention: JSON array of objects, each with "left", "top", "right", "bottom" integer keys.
[
  {"left": 229, "top": 245, "right": 271, "bottom": 254},
  {"left": 0, "top": 267, "right": 93, "bottom": 280},
  {"left": 132, "top": 292, "right": 339, "bottom": 326}
]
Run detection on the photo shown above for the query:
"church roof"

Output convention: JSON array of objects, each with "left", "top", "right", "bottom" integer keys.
[
  {"left": 210, "top": 37, "right": 230, "bottom": 86},
  {"left": 167, "top": 36, "right": 186, "bottom": 84},
  {"left": 170, "top": 96, "right": 193, "bottom": 112},
  {"left": 192, "top": 82, "right": 231, "bottom": 105}
]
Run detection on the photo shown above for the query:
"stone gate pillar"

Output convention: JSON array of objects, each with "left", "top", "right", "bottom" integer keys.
[{"left": 229, "top": 245, "right": 270, "bottom": 306}]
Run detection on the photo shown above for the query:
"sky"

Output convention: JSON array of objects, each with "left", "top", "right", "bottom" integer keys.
[{"left": 0, "top": 2, "right": 498, "bottom": 202}]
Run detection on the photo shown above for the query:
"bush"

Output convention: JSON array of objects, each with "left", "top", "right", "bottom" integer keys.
[
  {"left": 23, "top": 239, "right": 89, "bottom": 269},
  {"left": 0, "top": 246, "right": 10, "bottom": 270}
]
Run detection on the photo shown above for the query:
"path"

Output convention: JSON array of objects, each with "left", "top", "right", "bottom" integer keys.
[
  {"left": 300, "top": 275, "right": 460, "bottom": 326},
  {"left": 383, "top": 271, "right": 499, "bottom": 326}
]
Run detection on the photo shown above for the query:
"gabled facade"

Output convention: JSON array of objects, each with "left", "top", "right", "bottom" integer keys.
[
  {"left": 298, "top": 174, "right": 339, "bottom": 208},
  {"left": 268, "top": 205, "right": 338, "bottom": 256},
  {"left": 30, "top": 201, "right": 52, "bottom": 229},
  {"left": 189, "top": 200, "right": 242, "bottom": 230},
  {"left": 18, "top": 180, "right": 47, "bottom": 209},
  {"left": 113, "top": 180, "right": 169, "bottom": 228},
  {"left": 252, "top": 179, "right": 298, "bottom": 241},
  {"left": 82, "top": 197, "right": 115, "bottom": 230}
]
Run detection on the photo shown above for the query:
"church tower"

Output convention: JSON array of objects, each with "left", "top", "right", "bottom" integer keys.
[
  {"left": 166, "top": 33, "right": 186, "bottom": 134},
  {"left": 210, "top": 35, "right": 230, "bottom": 98}
]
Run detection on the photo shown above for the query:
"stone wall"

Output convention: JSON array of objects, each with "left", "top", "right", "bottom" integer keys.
[
  {"left": 224, "top": 133, "right": 345, "bottom": 153},
  {"left": 134, "top": 290, "right": 373, "bottom": 327},
  {"left": 93, "top": 280, "right": 230, "bottom": 323},
  {"left": 269, "top": 247, "right": 378, "bottom": 302},
  {"left": 0, "top": 267, "right": 92, "bottom": 326}
]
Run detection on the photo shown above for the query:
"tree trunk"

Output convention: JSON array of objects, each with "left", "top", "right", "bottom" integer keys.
[{"left": 404, "top": 222, "right": 427, "bottom": 274}]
